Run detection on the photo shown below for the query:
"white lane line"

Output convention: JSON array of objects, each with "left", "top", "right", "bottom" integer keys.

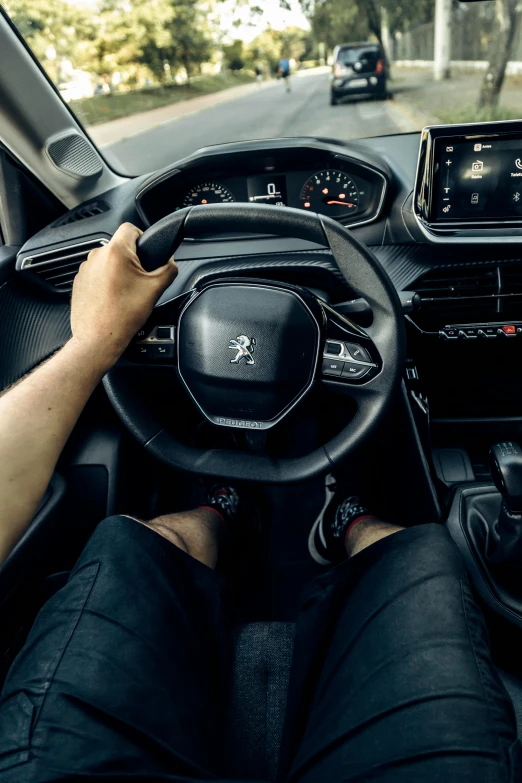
[
  {"left": 384, "top": 100, "right": 419, "bottom": 133},
  {"left": 357, "top": 103, "right": 382, "bottom": 120}
]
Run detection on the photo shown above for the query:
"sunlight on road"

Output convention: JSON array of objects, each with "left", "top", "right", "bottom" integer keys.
[{"left": 100, "top": 73, "right": 414, "bottom": 175}]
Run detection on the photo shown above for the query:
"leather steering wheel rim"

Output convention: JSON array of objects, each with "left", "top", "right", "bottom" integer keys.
[{"left": 104, "top": 204, "right": 405, "bottom": 483}]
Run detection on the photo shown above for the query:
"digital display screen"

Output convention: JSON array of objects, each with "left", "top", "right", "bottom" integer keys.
[
  {"left": 434, "top": 135, "right": 522, "bottom": 221},
  {"left": 247, "top": 174, "right": 287, "bottom": 206}
]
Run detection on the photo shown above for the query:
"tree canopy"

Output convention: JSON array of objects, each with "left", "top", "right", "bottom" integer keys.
[
  {"left": 297, "top": 0, "right": 434, "bottom": 52},
  {"left": 5, "top": 0, "right": 229, "bottom": 86},
  {"left": 4, "top": 0, "right": 319, "bottom": 88}
]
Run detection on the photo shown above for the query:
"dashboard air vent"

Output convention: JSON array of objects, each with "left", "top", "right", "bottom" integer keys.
[
  {"left": 412, "top": 263, "right": 522, "bottom": 331},
  {"left": 19, "top": 238, "right": 108, "bottom": 292},
  {"left": 53, "top": 201, "right": 110, "bottom": 227}
]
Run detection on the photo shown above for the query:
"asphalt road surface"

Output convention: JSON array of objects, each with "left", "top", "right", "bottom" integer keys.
[{"left": 102, "top": 72, "right": 415, "bottom": 176}]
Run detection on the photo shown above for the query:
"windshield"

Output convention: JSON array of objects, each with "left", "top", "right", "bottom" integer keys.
[{"left": 1, "top": 0, "right": 517, "bottom": 176}]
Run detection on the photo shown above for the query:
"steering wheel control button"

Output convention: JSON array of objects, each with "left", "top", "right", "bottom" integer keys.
[
  {"left": 322, "top": 358, "right": 344, "bottom": 376},
  {"left": 325, "top": 341, "right": 343, "bottom": 356},
  {"left": 152, "top": 344, "right": 175, "bottom": 359},
  {"left": 342, "top": 362, "right": 370, "bottom": 380},
  {"left": 478, "top": 326, "right": 498, "bottom": 338},
  {"left": 156, "top": 326, "right": 173, "bottom": 340},
  {"left": 135, "top": 344, "right": 154, "bottom": 359},
  {"left": 344, "top": 342, "right": 371, "bottom": 363},
  {"left": 501, "top": 324, "right": 517, "bottom": 336}
]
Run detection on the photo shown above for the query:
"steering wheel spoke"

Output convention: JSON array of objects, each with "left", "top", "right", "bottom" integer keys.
[
  {"left": 122, "top": 290, "right": 192, "bottom": 365},
  {"left": 319, "top": 301, "right": 381, "bottom": 389}
]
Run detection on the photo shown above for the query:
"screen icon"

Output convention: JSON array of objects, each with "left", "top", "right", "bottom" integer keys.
[
  {"left": 446, "top": 146, "right": 453, "bottom": 152},
  {"left": 474, "top": 143, "right": 482, "bottom": 152},
  {"left": 471, "top": 193, "right": 479, "bottom": 204},
  {"left": 442, "top": 205, "right": 451, "bottom": 213},
  {"left": 514, "top": 192, "right": 520, "bottom": 202},
  {"left": 516, "top": 158, "right": 522, "bottom": 170},
  {"left": 471, "top": 160, "right": 484, "bottom": 172}
]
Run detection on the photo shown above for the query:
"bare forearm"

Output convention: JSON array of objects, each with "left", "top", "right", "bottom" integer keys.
[
  {"left": 0, "top": 339, "right": 110, "bottom": 564},
  {"left": 0, "top": 223, "right": 177, "bottom": 565}
]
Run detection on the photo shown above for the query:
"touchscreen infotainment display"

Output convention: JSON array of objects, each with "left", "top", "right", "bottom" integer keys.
[{"left": 434, "top": 134, "right": 522, "bottom": 221}]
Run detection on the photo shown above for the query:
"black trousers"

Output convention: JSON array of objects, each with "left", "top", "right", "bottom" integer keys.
[{"left": 0, "top": 516, "right": 521, "bottom": 782}]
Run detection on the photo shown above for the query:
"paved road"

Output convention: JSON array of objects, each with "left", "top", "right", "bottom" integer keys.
[{"left": 102, "top": 73, "right": 416, "bottom": 176}]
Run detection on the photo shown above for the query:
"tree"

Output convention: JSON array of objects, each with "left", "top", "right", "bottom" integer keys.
[
  {"left": 299, "top": 0, "right": 366, "bottom": 52},
  {"left": 279, "top": 26, "right": 313, "bottom": 63},
  {"left": 165, "top": 0, "right": 213, "bottom": 81},
  {"left": 223, "top": 39, "right": 245, "bottom": 70},
  {"left": 6, "top": 0, "right": 216, "bottom": 86},
  {"left": 297, "top": 0, "right": 433, "bottom": 56},
  {"left": 247, "top": 28, "right": 284, "bottom": 72},
  {"left": 4, "top": 0, "right": 95, "bottom": 82},
  {"left": 478, "top": 0, "right": 519, "bottom": 109}
]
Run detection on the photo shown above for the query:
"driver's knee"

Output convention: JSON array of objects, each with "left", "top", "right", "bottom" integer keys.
[{"left": 128, "top": 508, "right": 225, "bottom": 569}]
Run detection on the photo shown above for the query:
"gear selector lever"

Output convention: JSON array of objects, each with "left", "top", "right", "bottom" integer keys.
[
  {"left": 487, "top": 442, "right": 522, "bottom": 563},
  {"left": 447, "top": 441, "right": 522, "bottom": 627}
]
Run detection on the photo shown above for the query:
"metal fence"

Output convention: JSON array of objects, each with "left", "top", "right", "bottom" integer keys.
[{"left": 391, "top": 3, "right": 522, "bottom": 62}]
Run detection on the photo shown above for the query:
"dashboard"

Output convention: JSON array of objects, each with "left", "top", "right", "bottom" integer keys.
[
  {"left": 135, "top": 142, "right": 388, "bottom": 229},
  {"left": 10, "top": 123, "right": 522, "bottom": 426}
]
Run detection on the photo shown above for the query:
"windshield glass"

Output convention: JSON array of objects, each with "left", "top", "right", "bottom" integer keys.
[{"left": 1, "top": 0, "right": 516, "bottom": 176}]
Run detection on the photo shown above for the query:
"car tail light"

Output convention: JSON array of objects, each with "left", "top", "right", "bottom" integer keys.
[{"left": 375, "top": 58, "right": 384, "bottom": 75}]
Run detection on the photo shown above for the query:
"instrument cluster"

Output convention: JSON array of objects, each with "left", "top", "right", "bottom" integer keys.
[
  {"left": 136, "top": 144, "right": 388, "bottom": 229},
  {"left": 179, "top": 169, "right": 363, "bottom": 221}
]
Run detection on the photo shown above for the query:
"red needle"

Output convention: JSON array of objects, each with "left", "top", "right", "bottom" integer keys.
[{"left": 326, "top": 200, "right": 355, "bottom": 206}]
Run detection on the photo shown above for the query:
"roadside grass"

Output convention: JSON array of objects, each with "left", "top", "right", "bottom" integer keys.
[
  {"left": 438, "top": 104, "right": 522, "bottom": 124},
  {"left": 71, "top": 71, "right": 257, "bottom": 126}
]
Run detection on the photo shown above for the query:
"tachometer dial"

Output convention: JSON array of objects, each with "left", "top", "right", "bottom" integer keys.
[
  {"left": 182, "top": 182, "right": 235, "bottom": 208},
  {"left": 300, "top": 170, "right": 359, "bottom": 217}
]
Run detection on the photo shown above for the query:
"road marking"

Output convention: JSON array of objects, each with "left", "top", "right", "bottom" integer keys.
[
  {"left": 385, "top": 99, "right": 424, "bottom": 133},
  {"left": 357, "top": 103, "right": 382, "bottom": 119}
]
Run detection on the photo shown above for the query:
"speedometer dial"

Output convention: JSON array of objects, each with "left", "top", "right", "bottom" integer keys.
[
  {"left": 300, "top": 170, "right": 359, "bottom": 217},
  {"left": 182, "top": 182, "right": 235, "bottom": 207}
]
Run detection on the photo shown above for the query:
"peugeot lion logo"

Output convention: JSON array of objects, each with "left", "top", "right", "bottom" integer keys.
[{"left": 229, "top": 335, "right": 256, "bottom": 365}]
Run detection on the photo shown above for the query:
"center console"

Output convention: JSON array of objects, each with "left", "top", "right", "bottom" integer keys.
[
  {"left": 447, "top": 442, "right": 522, "bottom": 630},
  {"left": 407, "top": 127, "right": 522, "bottom": 418},
  {"left": 414, "top": 120, "right": 522, "bottom": 242}
]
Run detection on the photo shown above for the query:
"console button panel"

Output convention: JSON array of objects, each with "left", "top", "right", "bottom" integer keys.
[{"left": 440, "top": 323, "right": 522, "bottom": 340}]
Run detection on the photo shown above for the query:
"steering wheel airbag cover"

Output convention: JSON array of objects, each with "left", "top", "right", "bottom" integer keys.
[{"left": 178, "top": 283, "right": 320, "bottom": 428}]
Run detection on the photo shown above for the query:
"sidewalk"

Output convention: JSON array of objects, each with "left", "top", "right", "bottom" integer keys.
[
  {"left": 88, "top": 78, "right": 278, "bottom": 147},
  {"left": 391, "top": 67, "right": 522, "bottom": 127}
]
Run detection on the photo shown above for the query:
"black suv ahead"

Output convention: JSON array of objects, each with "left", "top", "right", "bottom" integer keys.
[{"left": 330, "top": 42, "right": 388, "bottom": 105}]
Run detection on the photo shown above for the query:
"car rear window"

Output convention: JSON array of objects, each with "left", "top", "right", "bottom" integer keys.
[{"left": 337, "top": 47, "right": 380, "bottom": 68}]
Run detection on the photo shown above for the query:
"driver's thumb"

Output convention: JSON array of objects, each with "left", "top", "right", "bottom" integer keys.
[{"left": 154, "top": 257, "right": 178, "bottom": 290}]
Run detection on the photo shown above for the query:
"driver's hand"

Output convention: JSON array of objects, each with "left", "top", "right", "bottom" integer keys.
[{"left": 70, "top": 223, "right": 178, "bottom": 369}]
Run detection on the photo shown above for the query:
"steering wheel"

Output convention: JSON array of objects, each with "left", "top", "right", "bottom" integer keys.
[{"left": 103, "top": 203, "right": 405, "bottom": 483}]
